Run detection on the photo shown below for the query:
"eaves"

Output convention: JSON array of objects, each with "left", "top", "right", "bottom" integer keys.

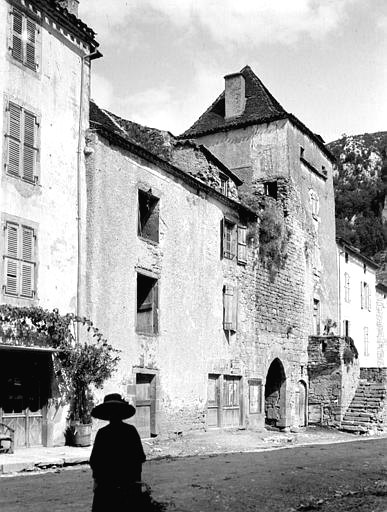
[{"left": 91, "top": 125, "right": 256, "bottom": 220}]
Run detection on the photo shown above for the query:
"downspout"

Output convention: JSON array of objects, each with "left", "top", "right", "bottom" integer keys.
[{"left": 76, "top": 49, "right": 100, "bottom": 340}]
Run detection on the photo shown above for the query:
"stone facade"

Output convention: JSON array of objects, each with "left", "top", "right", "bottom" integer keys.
[{"left": 308, "top": 336, "right": 360, "bottom": 426}]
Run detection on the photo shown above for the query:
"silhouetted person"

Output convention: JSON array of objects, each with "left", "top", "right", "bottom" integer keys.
[{"left": 89, "top": 393, "right": 146, "bottom": 511}]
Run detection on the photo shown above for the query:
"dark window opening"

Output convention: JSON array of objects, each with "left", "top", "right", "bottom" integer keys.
[
  {"left": 313, "top": 298, "right": 320, "bottom": 335},
  {"left": 345, "top": 252, "right": 349, "bottom": 263},
  {"left": 138, "top": 190, "right": 159, "bottom": 243},
  {"left": 223, "top": 220, "right": 236, "bottom": 260},
  {"left": 343, "top": 320, "right": 350, "bottom": 337},
  {"left": 263, "top": 181, "right": 278, "bottom": 200},
  {"left": 137, "top": 273, "right": 158, "bottom": 334},
  {"left": 219, "top": 174, "right": 229, "bottom": 196},
  {"left": 300, "top": 146, "right": 305, "bottom": 159}
]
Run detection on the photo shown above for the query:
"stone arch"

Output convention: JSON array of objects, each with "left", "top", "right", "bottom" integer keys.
[{"left": 264, "top": 358, "right": 287, "bottom": 427}]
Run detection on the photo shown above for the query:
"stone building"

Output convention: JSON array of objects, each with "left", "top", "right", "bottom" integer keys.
[
  {"left": 180, "top": 66, "right": 338, "bottom": 431},
  {"left": 0, "top": 0, "right": 99, "bottom": 447}
]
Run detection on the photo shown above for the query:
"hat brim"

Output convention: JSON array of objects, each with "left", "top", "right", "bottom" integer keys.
[{"left": 91, "top": 401, "right": 136, "bottom": 420}]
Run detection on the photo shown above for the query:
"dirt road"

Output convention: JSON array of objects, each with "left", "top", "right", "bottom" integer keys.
[{"left": 0, "top": 438, "right": 386, "bottom": 511}]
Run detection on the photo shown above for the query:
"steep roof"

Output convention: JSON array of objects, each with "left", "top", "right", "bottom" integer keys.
[
  {"left": 181, "top": 65, "right": 334, "bottom": 163},
  {"left": 89, "top": 101, "right": 242, "bottom": 185}
]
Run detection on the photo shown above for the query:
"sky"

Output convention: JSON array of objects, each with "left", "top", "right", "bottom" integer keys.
[{"left": 78, "top": 0, "right": 387, "bottom": 143}]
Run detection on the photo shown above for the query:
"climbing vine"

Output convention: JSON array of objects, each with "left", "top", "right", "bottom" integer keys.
[
  {"left": 0, "top": 305, "right": 120, "bottom": 423},
  {"left": 240, "top": 190, "right": 292, "bottom": 280}
]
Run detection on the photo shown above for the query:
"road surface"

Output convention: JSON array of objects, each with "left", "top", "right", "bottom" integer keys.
[{"left": 0, "top": 438, "right": 386, "bottom": 511}]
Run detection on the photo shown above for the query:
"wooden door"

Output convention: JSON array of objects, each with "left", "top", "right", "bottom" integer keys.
[
  {"left": 223, "top": 376, "right": 241, "bottom": 427},
  {"left": 297, "top": 381, "right": 307, "bottom": 427},
  {"left": 135, "top": 373, "right": 155, "bottom": 438},
  {"left": 207, "top": 374, "right": 220, "bottom": 427}
]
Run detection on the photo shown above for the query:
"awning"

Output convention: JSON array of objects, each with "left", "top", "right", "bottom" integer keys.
[{"left": 0, "top": 344, "right": 60, "bottom": 353}]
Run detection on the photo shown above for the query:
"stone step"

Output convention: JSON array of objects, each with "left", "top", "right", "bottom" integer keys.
[
  {"left": 344, "top": 412, "right": 373, "bottom": 419},
  {"left": 341, "top": 420, "right": 375, "bottom": 427},
  {"left": 340, "top": 424, "right": 369, "bottom": 433}
]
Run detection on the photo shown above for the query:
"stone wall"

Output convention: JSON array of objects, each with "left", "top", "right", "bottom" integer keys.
[
  {"left": 308, "top": 336, "right": 360, "bottom": 426},
  {"left": 360, "top": 367, "right": 387, "bottom": 386}
]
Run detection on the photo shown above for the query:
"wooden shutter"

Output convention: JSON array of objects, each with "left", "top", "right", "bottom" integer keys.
[
  {"left": 7, "top": 103, "right": 22, "bottom": 177},
  {"left": 220, "top": 218, "right": 225, "bottom": 259},
  {"left": 232, "top": 284, "right": 238, "bottom": 331},
  {"left": 237, "top": 226, "right": 247, "bottom": 264},
  {"left": 5, "top": 223, "right": 19, "bottom": 295},
  {"left": 25, "top": 18, "right": 36, "bottom": 70},
  {"left": 223, "top": 285, "right": 237, "bottom": 331},
  {"left": 21, "top": 261, "right": 34, "bottom": 297},
  {"left": 11, "top": 9, "right": 23, "bottom": 62},
  {"left": 152, "top": 280, "right": 159, "bottom": 334},
  {"left": 360, "top": 281, "right": 364, "bottom": 309},
  {"left": 23, "top": 111, "right": 36, "bottom": 182}
]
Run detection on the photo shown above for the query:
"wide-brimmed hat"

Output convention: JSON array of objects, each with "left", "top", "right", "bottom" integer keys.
[{"left": 91, "top": 393, "right": 136, "bottom": 420}]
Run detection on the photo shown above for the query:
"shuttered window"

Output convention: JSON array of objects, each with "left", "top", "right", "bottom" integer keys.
[
  {"left": 237, "top": 226, "right": 247, "bottom": 264},
  {"left": 344, "top": 272, "right": 350, "bottom": 302},
  {"left": 10, "top": 8, "right": 38, "bottom": 71},
  {"left": 136, "top": 273, "right": 158, "bottom": 334},
  {"left": 223, "top": 284, "right": 238, "bottom": 332},
  {"left": 3, "top": 222, "right": 36, "bottom": 298},
  {"left": 6, "top": 102, "right": 38, "bottom": 183}
]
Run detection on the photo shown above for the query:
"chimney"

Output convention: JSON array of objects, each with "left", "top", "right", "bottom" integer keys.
[
  {"left": 224, "top": 72, "right": 246, "bottom": 119},
  {"left": 57, "top": 0, "right": 79, "bottom": 16}
]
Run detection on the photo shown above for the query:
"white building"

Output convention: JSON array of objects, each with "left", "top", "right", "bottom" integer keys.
[
  {"left": 337, "top": 238, "right": 384, "bottom": 367},
  {"left": 0, "top": 0, "right": 99, "bottom": 448}
]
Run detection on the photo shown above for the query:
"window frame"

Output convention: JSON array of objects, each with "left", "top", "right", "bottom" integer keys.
[
  {"left": 136, "top": 271, "right": 159, "bottom": 335},
  {"left": 364, "top": 326, "right": 369, "bottom": 356},
  {"left": 8, "top": 6, "right": 40, "bottom": 73},
  {"left": 137, "top": 189, "right": 160, "bottom": 244},
  {"left": 4, "top": 98, "right": 40, "bottom": 184},
  {"left": 2, "top": 215, "right": 38, "bottom": 300},
  {"left": 344, "top": 272, "right": 350, "bottom": 303}
]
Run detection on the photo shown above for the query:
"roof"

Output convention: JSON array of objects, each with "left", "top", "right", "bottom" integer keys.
[
  {"left": 376, "top": 282, "right": 387, "bottom": 294},
  {"left": 336, "top": 237, "right": 379, "bottom": 270},
  {"left": 89, "top": 101, "right": 254, "bottom": 218},
  {"left": 89, "top": 101, "right": 243, "bottom": 186},
  {"left": 32, "top": 0, "right": 99, "bottom": 48},
  {"left": 180, "top": 65, "right": 334, "bottom": 163}
]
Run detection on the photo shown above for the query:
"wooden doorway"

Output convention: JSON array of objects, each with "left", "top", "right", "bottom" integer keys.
[
  {"left": 296, "top": 380, "right": 307, "bottom": 427},
  {"left": 223, "top": 375, "right": 241, "bottom": 427},
  {"left": 135, "top": 372, "right": 156, "bottom": 438},
  {"left": 0, "top": 350, "right": 50, "bottom": 448},
  {"left": 207, "top": 374, "right": 220, "bottom": 427}
]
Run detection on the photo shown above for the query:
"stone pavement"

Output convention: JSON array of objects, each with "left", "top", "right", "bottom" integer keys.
[{"left": 1, "top": 426, "right": 386, "bottom": 476}]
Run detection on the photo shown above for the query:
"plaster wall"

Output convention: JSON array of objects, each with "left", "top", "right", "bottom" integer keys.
[
  {"left": 0, "top": 0, "right": 91, "bottom": 314},
  {"left": 376, "top": 288, "right": 387, "bottom": 367},
  {"left": 338, "top": 249, "right": 378, "bottom": 367}
]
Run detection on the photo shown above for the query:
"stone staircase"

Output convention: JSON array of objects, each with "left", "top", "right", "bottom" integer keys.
[{"left": 341, "top": 380, "right": 387, "bottom": 433}]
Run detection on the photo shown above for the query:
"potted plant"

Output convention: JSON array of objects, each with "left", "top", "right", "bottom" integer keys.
[{"left": 59, "top": 339, "right": 120, "bottom": 447}]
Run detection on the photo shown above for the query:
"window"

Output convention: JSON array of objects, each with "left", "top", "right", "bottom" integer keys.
[
  {"left": 10, "top": 8, "right": 38, "bottom": 71},
  {"left": 136, "top": 273, "right": 158, "bottom": 334},
  {"left": 364, "top": 327, "right": 369, "bottom": 356},
  {"left": 138, "top": 189, "right": 159, "bottom": 243},
  {"left": 263, "top": 181, "right": 277, "bottom": 200},
  {"left": 221, "top": 218, "right": 246, "bottom": 263},
  {"left": 223, "top": 284, "right": 238, "bottom": 332},
  {"left": 344, "top": 272, "right": 350, "bottom": 302},
  {"left": 343, "top": 320, "right": 350, "bottom": 337},
  {"left": 313, "top": 299, "right": 320, "bottom": 335},
  {"left": 3, "top": 221, "right": 36, "bottom": 298},
  {"left": 361, "top": 282, "right": 371, "bottom": 311},
  {"left": 300, "top": 146, "right": 305, "bottom": 159},
  {"left": 219, "top": 174, "right": 229, "bottom": 196},
  {"left": 5, "top": 101, "right": 39, "bottom": 183},
  {"left": 344, "top": 252, "right": 349, "bottom": 263}
]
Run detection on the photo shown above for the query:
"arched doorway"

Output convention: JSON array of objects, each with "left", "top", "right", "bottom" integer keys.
[
  {"left": 296, "top": 380, "right": 307, "bottom": 427},
  {"left": 265, "top": 358, "right": 286, "bottom": 427}
]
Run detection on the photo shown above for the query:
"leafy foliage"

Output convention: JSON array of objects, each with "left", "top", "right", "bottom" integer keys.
[
  {"left": 240, "top": 190, "right": 291, "bottom": 280},
  {"left": 328, "top": 132, "right": 387, "bottom": 258},
  {"left": 0, "top": 305, "right": 120, "bottom": 423}
]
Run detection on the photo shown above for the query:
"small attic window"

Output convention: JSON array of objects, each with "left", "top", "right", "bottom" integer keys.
[
  {"left": 263, "top": 181, "right": 278, "bottom": 200},
  {"left": 219, "top": 173, "right": 229, "bottom": 196},
  {"left": 138, "top": 189, "right": 159, "bottom": 243},
  {"left": 300, "top": 146, "right": 305, "bottom": 159}
]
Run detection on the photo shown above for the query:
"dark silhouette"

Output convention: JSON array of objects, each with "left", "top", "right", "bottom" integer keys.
[{"left": 89, "top": 393, "right": 146, "bottom": 511}]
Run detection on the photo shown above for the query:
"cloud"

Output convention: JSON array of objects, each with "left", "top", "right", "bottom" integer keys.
[{"left": 80, "top": 0, "right": 357, "bottom": 47}]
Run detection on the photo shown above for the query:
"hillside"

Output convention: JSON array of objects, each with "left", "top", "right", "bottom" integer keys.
[{"left": 327, "top": 131, "right": 387, "bottom": 261}]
